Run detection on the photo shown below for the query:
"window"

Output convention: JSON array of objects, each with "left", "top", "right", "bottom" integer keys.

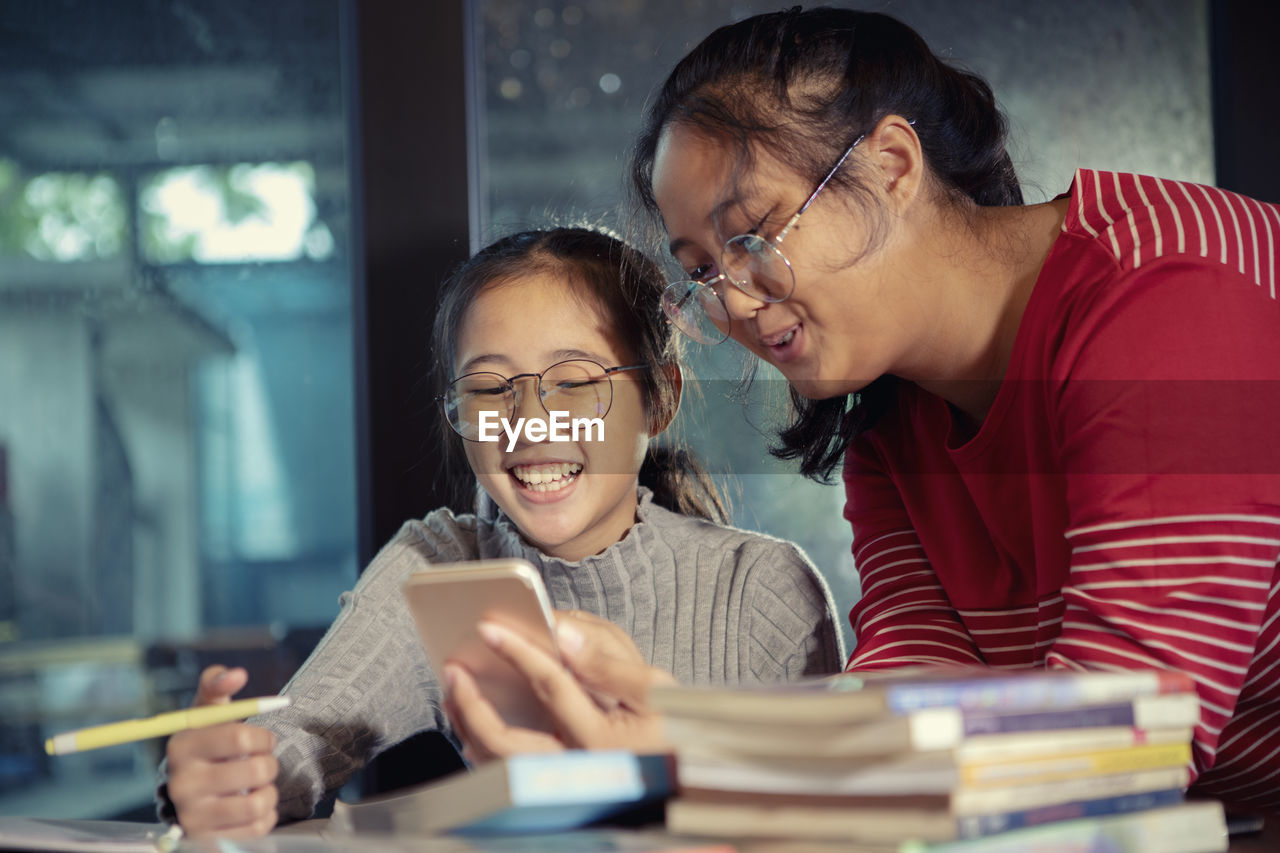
[{"left": 0, "top": 1, "right": 355, "bottom": 818}]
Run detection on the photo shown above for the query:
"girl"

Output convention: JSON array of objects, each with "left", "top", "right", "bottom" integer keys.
[
  {"left": 159, "top": 227, "right": 845, "bottom": 837},
  {"left": 450, "top": 8, "right": 1280, "bottom": 816}
]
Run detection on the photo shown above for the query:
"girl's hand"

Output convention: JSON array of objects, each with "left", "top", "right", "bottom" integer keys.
[
  {"left": 444, "top": 609, "right": 675, "bottom": 762},
  {"left": 165, "top": 666, "right": 280, "bottom": 839}
]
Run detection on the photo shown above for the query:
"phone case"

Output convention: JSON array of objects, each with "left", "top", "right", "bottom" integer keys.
[{"left": 402, "top": 559, "right": 559, "bottom": 733}]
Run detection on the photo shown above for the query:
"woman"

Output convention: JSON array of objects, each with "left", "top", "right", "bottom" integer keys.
[{"left": 447, "top": 8, "right": 1280, "bottom": 815}]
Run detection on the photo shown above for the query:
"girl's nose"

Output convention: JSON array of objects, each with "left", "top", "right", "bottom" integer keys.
[{"left": 510, "top": 379, "right": 549, "bottom": 438}]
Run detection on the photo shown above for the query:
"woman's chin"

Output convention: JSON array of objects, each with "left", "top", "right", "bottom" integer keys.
[{"left": 786, "top": 373, "right": 870, "bottom": 401}]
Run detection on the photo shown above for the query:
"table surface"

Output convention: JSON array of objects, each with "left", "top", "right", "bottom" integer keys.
[
  {"left": 273, "top": 813, "right": 1280, "bottom": 852},
  {"left": 1, "top": 812, "right": 1273, "bottom": 852},
  {"left": 1225, "top": 818, "right": 1280, "bottom": 852}
]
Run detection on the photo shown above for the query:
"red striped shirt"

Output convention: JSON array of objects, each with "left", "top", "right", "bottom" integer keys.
[{"left": 843, "top": 170, "right": 1280, "bottom": 812}]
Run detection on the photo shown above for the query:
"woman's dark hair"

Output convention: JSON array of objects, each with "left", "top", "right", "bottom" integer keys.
[
  {"left": 431, "top": 226, "right": 728, "bottom": 525},
  {"left": 629, "top": 7, "right": 1023, "bottom": 482}
]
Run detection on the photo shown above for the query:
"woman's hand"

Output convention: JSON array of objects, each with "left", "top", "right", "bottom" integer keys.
[
  {"left": 443, "top": 610, "right": 675, "bottom": 762},
  {"left": 164, "top": 665, "right": 280, "bottom": 839}
]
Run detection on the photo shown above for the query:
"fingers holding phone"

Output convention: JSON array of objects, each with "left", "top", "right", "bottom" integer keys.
[
  {"left": 450, "top": 615, "right": 674, "bottom": 756},
  {"left": 553, "top": 610, "right": 675, "bottom": 710},
  {"left": 442, "top": 660, "right": 564, "bottom": 762},
  {"left": 409, "top": 561, "right": 673, "bottom": 759}
]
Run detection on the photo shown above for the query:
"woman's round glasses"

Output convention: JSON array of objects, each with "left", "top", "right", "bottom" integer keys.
[
  {"left": 439, "top": 359, "right": 649, "bottom": 441},
  {"left": 662, "top": 133, "right": 865, "bottom": 344}
]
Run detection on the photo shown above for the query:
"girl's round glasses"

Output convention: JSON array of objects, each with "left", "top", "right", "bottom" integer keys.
[
  {"left": 439, "top": 359, "right": 648, "bottom": 441},
  {"left": 662, "top": 133, "right": 866, "bottom": 344}
]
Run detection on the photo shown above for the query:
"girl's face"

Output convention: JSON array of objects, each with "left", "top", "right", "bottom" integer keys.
[
  {"left": 652, "top": 123, "right": 911, "bottom": 400},
  {"left": 454, "top": 271, "right": 653, "bottom": 562}
]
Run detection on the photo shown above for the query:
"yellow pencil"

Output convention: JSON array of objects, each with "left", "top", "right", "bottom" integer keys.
[{"left": 44, "top": 695, "right": 291, "bottom": 755}]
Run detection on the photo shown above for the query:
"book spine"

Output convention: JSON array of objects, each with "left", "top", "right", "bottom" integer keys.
[
  {"left": 886, "top": 670, "right": 1194, "bottom": 714},
  {"left": 958, "top": 741, "right": 1191, "bottom": 787},
  {"left": 954, "top": 787, "right": 1185, "bottom": 840},
  {"left": 905, "top": 800, "right": 1227, "bottom": 853},
  {"left": 956, "top": 725, "right": 1190, "bottom": 764},
  {"left": 960, "top": 692, "right": 1199, "bottom": 736},
  {"left": 962, "top": 703, "right": 1137, "bottom": 736},
  {"left": 507, "top": 751, "right": 675, "bottom": 805},
  {"left": 949, "top": 765, "right": 1190, "bottom": 816}
]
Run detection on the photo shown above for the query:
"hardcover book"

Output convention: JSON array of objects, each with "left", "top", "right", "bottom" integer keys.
[
  {"left": 330, "top": 750, "right": 676, "bottom": 837},
  {"left": 900, "top": 799, "right": 1227, "bottom": 852},
  {"left": 661, "top": 693, "right": 1200, "bottom": 760},
  {"left": 665, "top": 786, "right": 1185, "bottom": 844},
  {"left": 649, "top": 667, "right": 1196, "bottom": 726}
]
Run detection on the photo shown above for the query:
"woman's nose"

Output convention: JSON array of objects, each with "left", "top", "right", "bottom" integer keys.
[{"left": 720, "top": 279, "right": 765, "bottom": 320}]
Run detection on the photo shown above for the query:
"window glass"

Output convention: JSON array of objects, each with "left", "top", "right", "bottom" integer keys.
[
  {"left": 0, "top": 1, "right": 354, "bottom": 819},
  {"left": 140, "top": 162, "right": 334, "bottom": 265},
  {"left": 477, "top": 0, "right": 1213, "bottom": 652},
  {"left": 0, "top": 163, "right": 126, "bottom": 261}
]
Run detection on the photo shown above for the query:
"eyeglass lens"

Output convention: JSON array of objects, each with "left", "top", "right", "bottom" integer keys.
[
  {"left": 661, "top": 281, "right": 731, "bottom": 345},
  {"left": 661, "top": 234, "right": 796, "bottom": 345},
  {"left": 445, "top": 359, "right": 614, "bottom": 439},
  {"left": 721, "top": 234, "right": 795, "bottom": 302}
]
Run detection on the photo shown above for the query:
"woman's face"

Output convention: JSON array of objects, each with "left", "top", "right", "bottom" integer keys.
[
  {"left": 652, "top": 123, "right": 912, "bottom": 400},
  {"left": 454, "top": 271, "right": 653, "bottom": 562}
]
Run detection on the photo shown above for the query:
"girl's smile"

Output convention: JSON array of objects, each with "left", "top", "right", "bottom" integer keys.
[
  {"left": 507, "top": 460, "right": 583, "bottom": 495},
  {"left": 505, "top": 458, "right": 584, "bottom": 504}
]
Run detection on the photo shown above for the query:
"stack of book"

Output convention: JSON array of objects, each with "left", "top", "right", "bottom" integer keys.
[{"left": 649, "top": 667, "right": 1228, "bottom": 852}]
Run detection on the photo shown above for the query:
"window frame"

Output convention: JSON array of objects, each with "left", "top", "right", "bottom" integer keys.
[{"left": 350, "top": 0, "right": 477, "bottom": 564}]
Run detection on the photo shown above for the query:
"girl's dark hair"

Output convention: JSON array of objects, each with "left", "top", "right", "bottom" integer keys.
[
  {"left": 629, "top": 7, "right": 1023, "bottom": 482},
  {"left": 430, "top": 227, "right": 728, "bottom": 525}
]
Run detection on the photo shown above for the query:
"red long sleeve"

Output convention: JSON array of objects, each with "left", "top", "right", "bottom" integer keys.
[{"left": 841, "top": 170, "right": 1280, "bottom": 812}]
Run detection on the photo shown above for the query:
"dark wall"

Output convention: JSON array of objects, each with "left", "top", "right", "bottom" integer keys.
[
  {"left": 350, "top": 0, "right": 472, "bottom": 566},
  {"left": 1212, "top": 1, "right": 1280, "bottom": 202},
  {"left": 348, "top": 0, "right": 472, "bottom": 795}
]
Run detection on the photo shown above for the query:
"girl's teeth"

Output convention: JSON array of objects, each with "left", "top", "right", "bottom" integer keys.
[{"left": 512, "top": 462, "right": 583, "bottom": 490}]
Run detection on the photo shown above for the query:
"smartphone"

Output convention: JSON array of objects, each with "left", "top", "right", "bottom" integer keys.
[{"left": 402, "top": 559, "right": 559, "bottom": 733}]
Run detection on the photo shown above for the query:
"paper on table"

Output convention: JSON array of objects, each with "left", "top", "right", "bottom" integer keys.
[{"left": 0, "top": 818, "right": 175, "bottom": 853}]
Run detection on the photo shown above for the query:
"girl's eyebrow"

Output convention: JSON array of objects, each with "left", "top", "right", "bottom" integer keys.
[
  {"left": 548, "top": 347, "right": 608, "bottom": 363},
  {"left": 456, "top": 353, "right": 510, "bottom": 374},
  {"left": 457, "top": 347, "right": 608, "bottom": 375}
]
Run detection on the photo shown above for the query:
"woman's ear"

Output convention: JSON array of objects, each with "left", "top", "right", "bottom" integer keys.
[
  {"left": 648, "top": 362, "right": 683, "bottom": 436},
  {"left": 868, "top": 114, "right": 924, "bottom": 209}
]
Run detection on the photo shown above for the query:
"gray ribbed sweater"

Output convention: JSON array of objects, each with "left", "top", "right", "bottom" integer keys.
[{"left": 159, "top": 489, "right": 843, "bottom": 822}]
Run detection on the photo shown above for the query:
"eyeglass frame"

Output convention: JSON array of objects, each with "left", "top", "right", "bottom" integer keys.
[
  {"left": 437, "top": 358, "right": 651, "bottom": 441},
  {"left": 662, "top": 132, "right": 867, "bottom": 344}
]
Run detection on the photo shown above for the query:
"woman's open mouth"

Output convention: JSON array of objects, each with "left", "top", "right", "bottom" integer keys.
[{"left": 761, "top": 324, "right": 802, "bottom": 363}]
